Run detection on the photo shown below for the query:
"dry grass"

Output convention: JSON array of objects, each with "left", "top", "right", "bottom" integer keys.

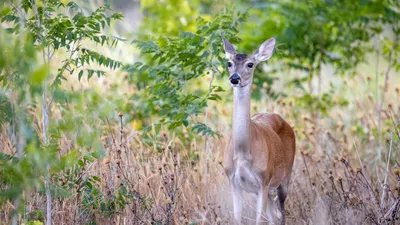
[
  {"left": 1, "top": 91, "right": 399, "bottom": 225},
  {"left": 0, "top": 55, "right": 400, "bottom": 225}
]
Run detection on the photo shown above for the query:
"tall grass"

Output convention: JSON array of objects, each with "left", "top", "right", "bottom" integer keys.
[{"left": 1, "top": 78, "right": 399, "bottom": 224}]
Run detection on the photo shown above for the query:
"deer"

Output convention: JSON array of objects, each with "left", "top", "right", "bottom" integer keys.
[{"left": 222, "top": 37, "right": 296, "bottom": 225}]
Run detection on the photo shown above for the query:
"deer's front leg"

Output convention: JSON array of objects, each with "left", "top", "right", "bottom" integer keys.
[
  {"left": 255, "top": 187, "right": 268, "bottom": 225},
  {"left": 232, "top": 183, "right": 243, "bottom": 224},
  {"left": 255, "top": 189, "right": 263, "bottom": 225}
]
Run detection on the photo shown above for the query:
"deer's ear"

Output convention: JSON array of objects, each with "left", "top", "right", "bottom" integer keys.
[
  {"left": 222, "top": 37, "right": 237, "bottom": 59},
  {"left": 252, "top": 38, "right": 276, "bottom": 62}
]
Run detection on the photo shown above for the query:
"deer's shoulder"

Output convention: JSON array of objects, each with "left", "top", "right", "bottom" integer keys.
[{"left": 251, "top": 113, "right": 285, "bottom": 130}]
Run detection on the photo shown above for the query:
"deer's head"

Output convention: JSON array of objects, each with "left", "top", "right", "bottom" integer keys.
[{"left": 222, "top": 37, "right": 276, "bottom": 88}]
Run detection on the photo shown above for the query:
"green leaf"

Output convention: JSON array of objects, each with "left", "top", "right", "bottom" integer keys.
[
  {"left": 86, "top": 181, "right": 93, "bottom": 188},
  {"left": 78, "top": 70, "right": 84, "bottom": 81},
  {"left": 29, "top": 64, "right": 49, "bottom": 85},
  {"left": 83, "top": 154, "right": 94, "bottom": 162},
  {"left": 88, "top": 70, "right": 94, "bottom": 80},
  {"left": 78, "top": 160, "right": 85, "bottom": 167},
  {"left": 92, "top": 176, "right": 101, "bottom": 182}
]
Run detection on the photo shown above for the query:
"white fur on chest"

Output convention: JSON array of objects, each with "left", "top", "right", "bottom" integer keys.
[{"left": 231, "top": 165, "right": 262, "bottom": 194}]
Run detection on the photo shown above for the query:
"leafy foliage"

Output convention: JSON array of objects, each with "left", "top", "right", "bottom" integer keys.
[
  {"left": 241, "top": 0, "right": 379, "bottom": 73},
  {"left": 137, "top": 0, "right": 210, "bottom": 37},
  {"left": 124, "top": 7, "right": 248, "bottom": 136},
  {"left": 239, "top": 0, "right": 392, "bottom": 115},
  {"left": 1, "top": 0, "right": 123, "bottom": 86},
  {"left": 0, "top": 0, "right": 122, "bottom": 220}
]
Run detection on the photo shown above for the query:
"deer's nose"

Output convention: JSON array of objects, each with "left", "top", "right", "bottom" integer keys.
[{"left": 229, "top": 73, "right": 241, "bottom": 85}]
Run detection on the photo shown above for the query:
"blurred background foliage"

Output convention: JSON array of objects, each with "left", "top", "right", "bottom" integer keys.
[{"left": 0, "top": 0, "right": 399, "bottom": 224}]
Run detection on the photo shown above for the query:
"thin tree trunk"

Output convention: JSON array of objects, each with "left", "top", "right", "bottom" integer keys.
[
  {"left": 11, "top": 198, "right": 19, "bottom": 225},
  {"left": 204, "top": 70, "right": 215, "bottom": 177},
  {"left": 33, "top": 0, "right": 52, "bottom": 223},
  {"left": 42, "top": 57, "right": 52, "bottom": 225},
  {"left": 12, "top": 115, "right": 26, "bottom": 225}
]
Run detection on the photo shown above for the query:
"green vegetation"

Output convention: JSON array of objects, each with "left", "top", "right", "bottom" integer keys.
[{"left": 0, "top": 0, "right": 399, "bottom": 224}]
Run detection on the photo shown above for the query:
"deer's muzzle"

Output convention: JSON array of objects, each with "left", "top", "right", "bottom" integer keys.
[{"left": 229, "top": 73, "right": 241, "bottom": 85}]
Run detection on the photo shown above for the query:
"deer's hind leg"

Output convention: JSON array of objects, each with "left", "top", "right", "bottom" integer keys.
[{"left": 277, "top": 178, "right": 290, "bottom": 225}]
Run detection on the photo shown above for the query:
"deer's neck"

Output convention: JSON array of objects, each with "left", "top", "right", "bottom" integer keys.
[{"left": 232, "top": 84, "right": 252, "bottom": 162}]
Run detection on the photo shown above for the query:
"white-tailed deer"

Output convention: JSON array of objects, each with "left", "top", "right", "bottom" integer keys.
[{"left": 222, "top": 37, "right": 296, "bottom": 225}]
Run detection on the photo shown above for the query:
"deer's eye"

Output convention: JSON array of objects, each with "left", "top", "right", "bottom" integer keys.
[
  {"left": 247, "top": 63, "right": 254, "bottom": 68},
  {"left": 227, "top": 62, "right": 233, "bottom": 68}
]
